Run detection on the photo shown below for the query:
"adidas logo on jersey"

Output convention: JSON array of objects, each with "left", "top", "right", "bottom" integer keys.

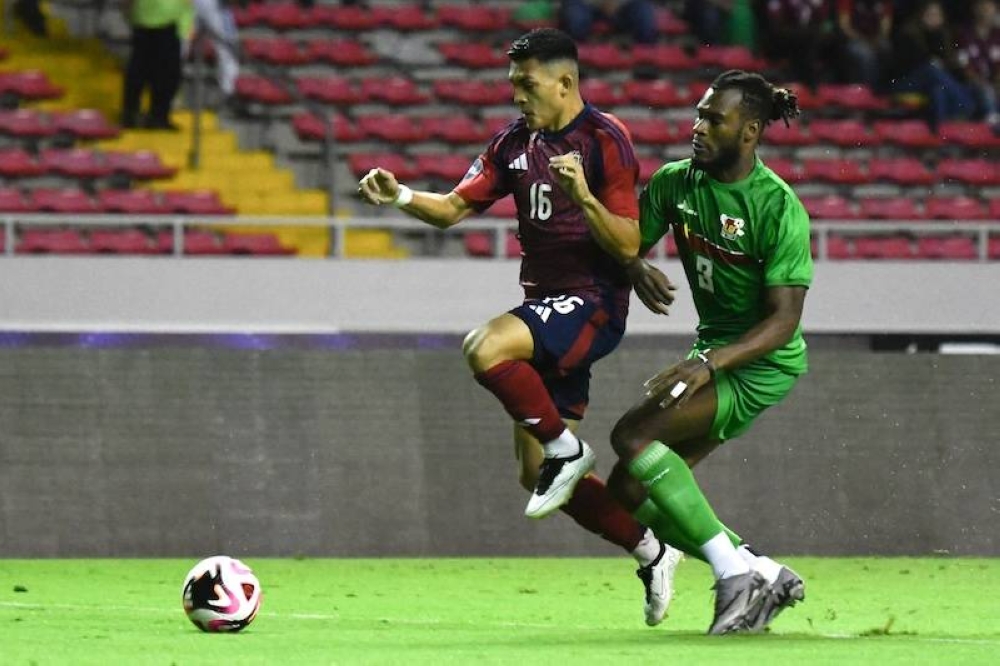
[{"left": 508, "top": 154, "right": 528, "bottom": 171}]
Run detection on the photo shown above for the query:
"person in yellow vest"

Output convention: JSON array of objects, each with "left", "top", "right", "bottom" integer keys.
[{"left": 121, "top": 0, "right": 194, "bottom": 130}]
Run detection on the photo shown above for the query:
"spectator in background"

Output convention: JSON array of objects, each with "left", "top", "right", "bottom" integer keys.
[
  {"left": 190, "top": 0, "right": 240, "bottom": 104},
  {"left": 887, "top": 0, "right": 976, "bottom": 129},
  {"left": 121, "top": 0, "right": 194, "bottom": 130},
  {"left": 685, "top": 0, "right": 734, "bottom": 45},
  {"left": 835, "top": 0, "right": 893, "bottom": 89},
  {"left": 559, "top": 0, "right": 658, "bottom": 44},
  {"left": 956, "top": 0, "right": 1000, "bottom": 128},
  {"left": 757, "top": 0, "right": 835, "bottom": 90}
]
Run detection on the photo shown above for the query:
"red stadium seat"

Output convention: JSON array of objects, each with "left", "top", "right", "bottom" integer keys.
[
  {"left": 623, "top": 80, "right": 690, "bottom": 108},
  {"left": 0, "top": 187, "right": 35, "bottom": 212},
  {"left": 801, "top": 158, "right": 867, "bottom": 185},
  {"left": 763, "top": 121, "right": 811, "bottom": 146},
  {"left": 437, "top": 42, "right": 508, "bottom": 69},
  {"left": 30, "top": 188, "right": 100, "bottom": 213},
  {"left": 622, "top": 117, "right": 681, "bottom": 145},
  {"left": 632, "top": 44, "right": 696, "bottom": 71},
  {"left": 638, "top": 156, "right": 664, "bottom": 182},
  {"left": 222, "top": 232, "right": 294, "bottom": 256},
  {"left": 433, "top": 79, "right": 510, "bottom": 106},
  {"left": 438, "top": 5, "right": 511, "bottom": 31},
  {"left": 696, "top": 45, "right": 763, "bottom": 71},
  {"left": 372, "top": 5, "right": 440, "bottom": 30},
  {"left": 0, "top": 70, "right": 64, "bottom": 101},
  {"left": 97, "top": 189, "right": 169, "bottom": 214},
  {"left": 162, "top": 190, "right": 234, "bottom": 215},
  {"left": 259, "top": 2, "right": 308, "bottom": 31},
  {"left": 345, "top": 153, "right": 420, "bottom": 181},
  {"left": 311, "top": 4, "right": 378, "bottom": 30},
  {"left": 423, "top": 115, "right": 491, "bottom": 144},
  {"left": 89, "top": 228, "right": 159, "bottom": 254},
  {"left": 937, "top": 159, "right": 1000, "bottom": 186},
  {"left": 292, "top": 112, "right": 360, "bottom": 142},
  {"left": 40, "top": 148, "right": 113, "bottom": 180},
  {"left": 873, "top": 120, "right": 942, "bottom": 149},
  {"left": 0, "top": 146, "right": 45, "bottom": 178},
  {"left": 858, "top": 197, "right": 924, "bottom": 220},
  {"left": 867, "top": 158, "right": 935, "bottom": 186},
  {"left": 763, "top": 157, "right": 802, "bottom": 183},
  {"left": 938, "top": 121, "right": 1000, "bottom": 149},
  {"left": 801, "top": 195, "right": 859, "bottom": 220},
  {"left": 306, "top": 39, "right": 379, "bottom": 67},
  {"left": 105, "top": 151, "right": 177, "bottom": 180},
  {"left": 924, "top": 196, "right": 990, "bottom": 220},
  {"left": 655, "top": 7, "right": 690, "bottom": 35},
  {"left": 991, "top": 198, "right": 1000, "bottom": 219},
  {"left": 783, "top": 83, "right": 821, "bottom": 112},
  {"left": 989, "top": 235, "right": 1000, "bottom": 260},
  {"left": 157, "top": 229, "right": 223, "bottom": 255},
  {"left": 241, "top": 38, "right": 310, "bottom": 66},
  {"left": 580, "top": 79, "right": 625, "bottom": 107},
  {"left": 825, "top": 234, "right": 853, "bottom": 259},
  {"left": 0, "top": 108, "right": 55, "bottom": 139},
  {"left": 234, "top": 75, "right": 293, "bottom": 105},
  {"left": 356, "top": 114, "right": 425, "bottom": 143},
  {"left": 413, "top": 152, "right": 475, "bottom": 183},
  {"left": 359, "top": 77, "right": 428, "bottom": 106},
  {"left": 577, "top": 43, "right": 634, "bottom": 71},
  {"left": 916, "top": 235, "right": 978, "bottom": 260},
  {"left": 854, "top": 235, "right": 916, "bottom": 259},
  {"left": 18, "top": 228, "right": 91, "bottom": 254},
  {"left": 816, "top": 84, "right": 889, "bottom": 112},
  {"left": 297, "top": 76, "right": 362, "bottom": 105},
  {"left": 52, "top": 109, "right": 119, "bottom": 140},
  {"left": 808, "top": 119, "right": 877, "bottom": 148}
]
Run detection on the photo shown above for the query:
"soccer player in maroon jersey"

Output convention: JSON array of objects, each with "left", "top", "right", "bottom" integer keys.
[{"left": 358, "top": 28, "right": 682, "bottom": 625}]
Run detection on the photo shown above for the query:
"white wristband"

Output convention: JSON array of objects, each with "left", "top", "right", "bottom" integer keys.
[{"left": 392, "top": 185, "right": 413, "bottom": 207}]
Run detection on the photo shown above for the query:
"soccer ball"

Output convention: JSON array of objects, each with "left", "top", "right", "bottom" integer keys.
[{"left": 181, "top": 555, "right": 262, "bottom": 632}]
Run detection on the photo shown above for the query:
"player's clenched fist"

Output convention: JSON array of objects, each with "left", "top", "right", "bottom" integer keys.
[{"left": 357, "top": 167, "right": 400, "bottom": 205}]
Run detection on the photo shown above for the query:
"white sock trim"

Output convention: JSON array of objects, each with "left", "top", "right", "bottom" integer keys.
[
  {"left": 542, "top": 429, "right": 580, "bottom": 458},
  {"left": 737, "top": 545, "right": 782, "bottom": 584},
  {"left": 701, "top": 533, "right": 751, "bottom": 580}
]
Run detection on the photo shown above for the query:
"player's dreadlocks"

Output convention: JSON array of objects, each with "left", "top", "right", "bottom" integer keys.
[
  {"left": 710, "top": 70, "right": 801, "bottom": 128},
  {"left": 507, "top": 27, "right": 578, "bottom": 64}
]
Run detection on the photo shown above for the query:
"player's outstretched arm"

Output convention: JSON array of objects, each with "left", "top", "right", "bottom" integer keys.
[{"left": 358, "top": 167, "right": 474, "bottom": 230}]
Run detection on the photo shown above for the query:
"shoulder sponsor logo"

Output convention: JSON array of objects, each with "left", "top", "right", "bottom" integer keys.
[
  {"left": 462, "top": 157, "right": 484, "bottom": 181},
  {"left": 719, "top": 214, "right": 746, "bottom": 240}
]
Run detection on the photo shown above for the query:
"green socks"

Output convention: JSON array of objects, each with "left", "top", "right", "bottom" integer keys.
[{"left": 629, "top": 441, "right": 733, "bottom": 552}]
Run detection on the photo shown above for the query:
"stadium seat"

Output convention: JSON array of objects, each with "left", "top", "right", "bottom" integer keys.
[
  {"left": 937, "top": 159, "right": 1000, "bottom": 186},
  {"left": 437, "top": 42, "right": 508, "bottom": 69},
  {"left": 577, "top": 44, "right": 634, "bottom": 71},
  {"left": 306, "top": 39, "right": 379, "bottom": 67},
  {"left": 235, "top": 75, "right": 293, "bottom": 105},
  {"left": 297, "top": 76, "right": 363, "bottom": 105},
  {"left": 916, "top": 235, "right": 978, "bottom": 260},
  {"left": 638, "top": 156, "right": 664, "bottom": 182},
  {"left": 310, "top": 4, "right": 378, "bottom": 30},
  {"left": 783, "top": 83, "right": 821, "bottom": 112},
  {"left": 0, "top": 146, "right": 45, "bottom": 178},
  {"left": 292, "top": 112, "right": 360, "bottom": 142},
  {"left": 801, "top": 195, "right": 859, "bottom": 220},
  {"left": 105, "top": 151, "right": 177, "bottom": 181},
  {"left": 52, "top": 109, "right": 119, "bottom": 141},
  {"left": 763, "top": 157, "right": 802, "bottom": 183},
  {"left": 423, "top": 115, "right": 491, "bottom": 144},
  {"left": 89, "top": 228, "right": 159, "bottom": 254},
  {"left": 989, "top": 235, "right": 1000, "bottom": 260},
  {"left": 346, "top": 153, "right": 419, "bottom": 181},
  {"left": 359, "top": 77, "right": 429, "bottom": 106},
  {"left": 356, "top": 114, "right": 426, "bottom": 143},
  {"left": 937, "top": 121, "right": 1000, "bottom": 150},
  {"left": 867, "top": 158, "right": 935, "bottom": 186},
  {"left": 242, "top": 38, "right": 310, "bottom": 66},
  {"left": 0, "top": 70, "right": 64, "bottom": 102},
  {"left": 222, "top": 232, "right": 294, "bottom": 256},
  {"left": 924, "top": 196, "right": 990, "bottom": 220},
  {"left": 854, "top": 235, "right": 916, "bottom": 259},
  {"left": 991, "top": 198, "right": 1000, "bottom": 219},
  {"left": 97, "top": 188, "right": 169, "bottom": 214},
  {"left": 623, "top": 80, "right": 690, "bottom": 108},
  {"left": 258, "top": 2, "right": 309, "bottom": 31},
  {"left": 437, "top": 5, "right": 511, "bottom": 31},
  {"left": 17, "top": 228, "right": 91, "bottom": 254},
  {"left": 763, "top": 121, "right": 811, "bottom": 146},
  {"left": 433, "top": 79, "right": 510, "bottom": 106},
  {"left": 873, "top": 120, "right": 942, "bottom": 149},
  {"left": 632, "top": 44, "right": 696, "bottom": 71},
  {"left": 623, "top": 117, "right": 681, "bottom": 145},
  {"left": 0, "top": 108, "right": 55, "bottom": 139},
  {"left": 801, "top": 158, "right": 867, "bottom": 185},
  {"left": 825, "top": 234, "right": 853, "bottom": 259},
  {"left": 0, "top": 187, "right": 35, "bottom": 211},
  {"left": 413, "top": 153, "right": 475, "bottom": 183},
  {"left": 372, "top": 4, "right": 440, "bottom": 30},
  {"left": 157, "top": 229, "right": 223, "bottom": 255},
  {"left": 40, "top": 148, "right": 113, "bottom": 180},
  {"left": 808, "top": 119, "right": 877, "bottom": 148},
  {"left": 816, "top": 84, "right": 889, "bottom": 113},
  {"left": 655, "top": 7, "right": 690, "bottom": 35},
  {"left": 30, "top": 188, "right": 100, "bottom": 213},
  {"left": 858, "top": 197, "right": 924, "bottom": 220},
  {"left": 696, "top": 45, "right": 763, "bottom": 71},
  {"left": 580, "top": 79, "right": 625, "bottom": 107},
  {"left": 161, "top": 190, "right": 234, "bottom": 215}
]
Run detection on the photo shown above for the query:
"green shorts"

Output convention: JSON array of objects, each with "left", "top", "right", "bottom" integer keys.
[{"left": 689, "top": 348, "right": 800, "bottom": 442}]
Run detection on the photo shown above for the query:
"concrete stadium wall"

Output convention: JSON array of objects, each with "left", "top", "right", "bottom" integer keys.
[
  {"left": 2, "top": 257, "right": 1000, "bottom": 334},
  {"left": 1, "top": 346, "right": 996, "bottom": 558}
]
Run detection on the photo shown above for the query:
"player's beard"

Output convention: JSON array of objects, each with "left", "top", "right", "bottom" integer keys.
[{"left": 692, "top": 140, "right": 741, "bottom": 175}]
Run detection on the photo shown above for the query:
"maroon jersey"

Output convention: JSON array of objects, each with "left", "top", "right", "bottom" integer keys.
[
  {"left": 453, "top": 104, "right": 639, "bottom": 323},
  {"left": 957, "top": 25, "right": 1000, "bottom": 81}
]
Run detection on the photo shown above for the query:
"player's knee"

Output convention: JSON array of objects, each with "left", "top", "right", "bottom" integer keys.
[
  {"left": 610, "top": 416, "right": 647, "bottom": 459},
  {"left": 462, "top": 326, "right": 502, "bottom": 372}
]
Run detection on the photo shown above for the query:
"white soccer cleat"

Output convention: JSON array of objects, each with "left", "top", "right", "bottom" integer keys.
[
  {"left": 524, "top": 440, "right": 596, "bottom": 518},
  {"left": 637, "top": 543, "right": 684, "bottom": 626}
]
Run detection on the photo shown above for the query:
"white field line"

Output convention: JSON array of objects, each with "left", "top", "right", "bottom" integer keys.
[{"left": 1, "top": 601, "right": 998, "bottom": 646}]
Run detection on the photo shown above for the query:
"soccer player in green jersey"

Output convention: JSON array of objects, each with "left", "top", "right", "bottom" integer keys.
[{"left": 608, "top": 70, "right": 811, "bottom": 634}]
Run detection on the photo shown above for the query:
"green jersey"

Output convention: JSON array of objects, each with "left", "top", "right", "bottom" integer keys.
[{"left": 639, "top": 157, "right": 813, "bottom": 375}]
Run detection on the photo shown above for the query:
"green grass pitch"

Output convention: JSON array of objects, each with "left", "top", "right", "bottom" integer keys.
[{"left": 1, "top": 557, "right": 997, "bottom": 665}]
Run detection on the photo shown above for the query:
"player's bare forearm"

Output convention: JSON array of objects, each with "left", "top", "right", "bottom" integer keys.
[
  {"left": 578, "top": 195, "right": 640, "bottom": 264},
  {"left": 398, "top": 191, "right": 471, "bottom": 229},
  {"left": 704, "top": 286, "right": 807, "bottom": 371}
]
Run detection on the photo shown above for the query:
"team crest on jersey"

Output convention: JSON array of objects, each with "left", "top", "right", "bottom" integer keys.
[
  {"left": 719, "top": 214, "right": 746, "bottom": 240},
  {"left": 462, "top": 157, "right": 484, "bottom": 181}
]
